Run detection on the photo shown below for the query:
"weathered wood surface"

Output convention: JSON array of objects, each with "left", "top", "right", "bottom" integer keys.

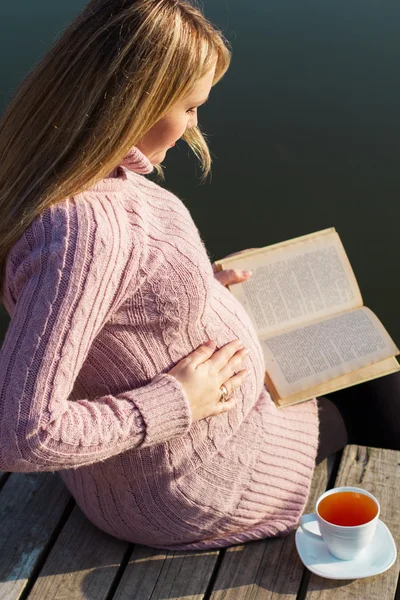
[
  {"left": 26, "top": 504, "right": 129, "bottom": 600},
  {"left": 0, "top": 472, "right": 70, "bottom": 600},
  {"left": 305, "top": 446, "right": 400, "bottom": 600},
  {"left": 0, "top": 447, "right": 398, "bottom": 600},
  {"left": 113, "top": 546, "right": 220, "bottom": 600},
  {"left": 209, "top": 459, "right": 331, "bottom": 599}
]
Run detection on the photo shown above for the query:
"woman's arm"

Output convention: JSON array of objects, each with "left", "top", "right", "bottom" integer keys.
[{"left": 0, "top": 196, "right": 192, "bottom": 473}]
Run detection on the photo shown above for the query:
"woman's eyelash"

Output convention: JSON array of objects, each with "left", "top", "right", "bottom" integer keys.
[{"left": 186, "top": 108, "right": 196, "bottom": 114}]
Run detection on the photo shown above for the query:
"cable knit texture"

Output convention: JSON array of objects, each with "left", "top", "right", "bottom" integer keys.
[{"left": 0, "top": 146, "right": 319, "bottom": 550}]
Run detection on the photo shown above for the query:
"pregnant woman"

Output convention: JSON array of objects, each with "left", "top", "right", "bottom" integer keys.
[{"left": 0, "top": 0, "right": 398, "bottom": 550}]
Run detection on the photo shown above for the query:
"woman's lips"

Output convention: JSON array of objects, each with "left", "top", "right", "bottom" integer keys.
[{"left": 170, "top": 142, "right": 175, "bottom": 147}]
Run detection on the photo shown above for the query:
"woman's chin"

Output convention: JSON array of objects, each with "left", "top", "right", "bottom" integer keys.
[{"left": 149, "top": 149, "right": 168, "bottom": 164}]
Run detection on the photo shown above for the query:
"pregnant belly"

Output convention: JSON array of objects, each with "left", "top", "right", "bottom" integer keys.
[
  {"left": 206, "top": 280, "right": 266, "bottom": 406},
  {"left": 158, "top": 282, "right": 274, "bottom": 531}
]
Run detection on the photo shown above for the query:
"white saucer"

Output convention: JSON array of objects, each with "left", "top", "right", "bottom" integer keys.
[{"left": 295, "top": 519, "right": 397, "bottom": 580}]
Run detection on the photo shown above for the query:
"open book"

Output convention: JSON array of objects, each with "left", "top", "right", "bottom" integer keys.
[{"left": 214, "top": 227, "right": 400, "bottom": 407}]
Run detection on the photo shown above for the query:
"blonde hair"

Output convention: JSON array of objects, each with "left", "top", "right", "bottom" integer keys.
[{"left": 0, "top": 0, "right": 231, "bottom": 303}]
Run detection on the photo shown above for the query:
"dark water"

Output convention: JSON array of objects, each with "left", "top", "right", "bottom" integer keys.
[{"left": 1, "top": 0, "right": 400, "bottom": 346}]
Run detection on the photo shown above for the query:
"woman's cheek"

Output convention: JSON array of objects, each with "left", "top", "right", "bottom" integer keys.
[{"left": 178, "top": 117, "right": 190, "bottom": 137}]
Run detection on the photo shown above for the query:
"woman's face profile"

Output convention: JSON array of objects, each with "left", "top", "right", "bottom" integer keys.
[{"left": 136, "top": 64, "right": 216, "bottom": 164}]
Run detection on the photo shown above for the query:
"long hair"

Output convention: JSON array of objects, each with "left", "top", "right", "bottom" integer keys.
[{"left": 0, "top": 0, "right": 231, "bottom": 303}]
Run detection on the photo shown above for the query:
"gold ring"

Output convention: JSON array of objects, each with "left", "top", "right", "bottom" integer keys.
[{"left": 219, "top": 384, "right": 229, "bottom": 403}]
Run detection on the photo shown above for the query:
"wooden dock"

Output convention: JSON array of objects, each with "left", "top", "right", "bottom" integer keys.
[{"left": 0, "top": 445, "right": 399, "bottom": 600}]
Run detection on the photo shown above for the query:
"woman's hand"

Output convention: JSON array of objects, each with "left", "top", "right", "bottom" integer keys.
[
  {"left": 213, "top": 248, "right": 259, "bottom": 288},
  {"left": 168, "top": 339, "right": 250, "bottom": 421},
  {"left": 213, "top": 268, "right": 252, "bottom": 287}
]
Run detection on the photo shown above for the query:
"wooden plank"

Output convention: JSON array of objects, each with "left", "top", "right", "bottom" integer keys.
[
  {"left": 305, "top": 446, "right": 400, "bottom": 599},
  {"left": 209, "top": 459, "right": 330, "bottom": 599},
  {"left": 26, "top": 504, "right": 128, "bottom": 600},
  {"left": 112, "top": 544, "right": 220, "bottom": 600},
  {"left": 0, "top": 472, "right": 70, "bottom": 600}
]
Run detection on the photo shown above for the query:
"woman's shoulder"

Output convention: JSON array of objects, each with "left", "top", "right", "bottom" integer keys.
[
  {"left": 5, "top": 190, "right": 133, "bottom": 304},
  {"left": 13, "top": 190, "right": 130, "bottom": 256}
]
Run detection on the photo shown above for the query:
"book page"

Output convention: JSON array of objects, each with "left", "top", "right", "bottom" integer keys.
[
  {"left": 260, "top": 306, "right": 399, "bottom": 398},
  {"left": 269, "top": 357, "right": 400, "bottom": 407},
  {"left": 216, "top": 228, "right": 363, "bottom": 337}
]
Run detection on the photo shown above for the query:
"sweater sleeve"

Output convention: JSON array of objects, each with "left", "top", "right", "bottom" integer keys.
[{"left": 0, "top": 195, "right": 192, "bottom": 473}]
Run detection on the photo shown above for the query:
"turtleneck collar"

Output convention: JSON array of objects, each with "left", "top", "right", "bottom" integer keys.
[
  {"left": 119, "top": 146, "right": 154, "bottom": 174},
  {"left": 89, "top": 146, "right": 153, "bottom": 193}
]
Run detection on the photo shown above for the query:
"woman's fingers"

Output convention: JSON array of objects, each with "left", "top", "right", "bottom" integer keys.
[
  {"left": 217, "top": 394, "right": 237, "bottom": 413},
  {"left": 214, "top": 269, "right": 252, "bottom": 287},
  {"left": 184, "top": 339, "right": 217, "bottom": 368},
  {"left": 183, "top": 339, "right": 247, "bottom": 373},
  {"left": 208, "top": 339, "right": 245, "bottom": 371},
  {"left": 218, "top": 369, "right": 250, "bottom": 410},
  {"left": 184, "top": 339, "right": 249, "bottom": 379},
  {"left": 212, "top": 248, "right": 259, "bottom": 276},
  {"left": 168, "top": 340, "right": 251, "bottom": 422},
  {"left": 218, "top": 347, "right": 249, "bottom": 383}
]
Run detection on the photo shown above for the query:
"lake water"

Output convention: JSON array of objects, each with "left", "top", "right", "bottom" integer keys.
[{"left": 1, "top": 0, "right": 400, "bottom": 347}]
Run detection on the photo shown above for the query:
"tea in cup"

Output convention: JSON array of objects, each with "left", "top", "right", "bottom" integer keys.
[{"left": 299, "top": 486, "right": 380, "bottom": 560}]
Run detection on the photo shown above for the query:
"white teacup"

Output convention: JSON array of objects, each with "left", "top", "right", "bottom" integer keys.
[{"left": 299, "top": 486, "right": 380, "bottom": 560}]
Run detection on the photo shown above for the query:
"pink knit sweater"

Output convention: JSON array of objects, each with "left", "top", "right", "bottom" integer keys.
[{"left": 0, "top": 146, "right": 319, "bottom": 550}]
